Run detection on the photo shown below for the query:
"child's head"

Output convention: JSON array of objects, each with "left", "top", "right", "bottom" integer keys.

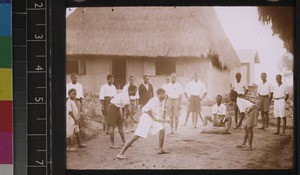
[
  {"left": 71, "top": 73, "right": 78, "bottom": 84},
  {"left": 128, "top": 85, "right": 137, "bottom": 96},
  {"left": 229, "top": 90, "right": 238, "bottom": 103},
  {"left": 68, "top": 88, "right": 77, "bottom": 100},
  {"left": 107, "top": 74, "right": 114, "bottom": 84},
  {"left": 156, "top": 88, "right": 166, "bottom": 101}
]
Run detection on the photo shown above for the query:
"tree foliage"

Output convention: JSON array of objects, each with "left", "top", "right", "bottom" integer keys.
[{"left": 257, "top": 7, "right": 294, "bottom": 53}]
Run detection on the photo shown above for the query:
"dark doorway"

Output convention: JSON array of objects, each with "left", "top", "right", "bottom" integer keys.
[{"left": 112, "top": 58, "right": 126, "bottom": 89}]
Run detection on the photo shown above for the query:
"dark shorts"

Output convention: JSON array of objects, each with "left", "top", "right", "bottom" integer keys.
[
  {"left": 245, "top": 107, "right": 258, "bottom": 128},
  {"left": 107, "top": 104, "right": 123, "bottom": 128},
  {"left": 258, "top": 96, "right": 270, "bottom": 112},
  {"left": 188, "top": 95, "right": 201, "bottom": 113},
  {"left": 102, "top": 97, "right": 112, "bottom": 116}
]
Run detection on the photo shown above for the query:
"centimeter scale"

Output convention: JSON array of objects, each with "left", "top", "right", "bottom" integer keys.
[{"left": 13, "top": 0, "right": 50, "bottom": 174}]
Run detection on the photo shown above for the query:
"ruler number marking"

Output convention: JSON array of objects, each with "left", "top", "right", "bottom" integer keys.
[
  {"left": 35, "top": 65, "right": 43, "bottom": 71},
  {"left": 35, "top": 34, "right": 44, "bottom": 40},
  {"left": 35, "top": 160, "right": 44, "bottom": 165},
  {"left": 35, "top": 97, "right": 44, "bottom": 102},
  {"left": 34, "top": 2, "right": 44, "bottom": 8}
]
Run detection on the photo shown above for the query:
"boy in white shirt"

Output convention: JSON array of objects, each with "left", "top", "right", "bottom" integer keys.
[
  {"left": 203, "top": 95, "right": 232, "bottom": 133},
  {"left": 66, "top": 73, "right": 84, "bottom": 113},
  {"left": 273, "top": 74, "right": 289, "bottom": 135},
  {"left": 117, "top": 88, "right": 170, "bottom": 159},
  {"left": 230, "top": 90, "right": 258, "bottom": 151}
]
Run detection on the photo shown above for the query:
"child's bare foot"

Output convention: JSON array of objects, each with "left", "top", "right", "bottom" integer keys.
[
  {"left": 157, "top": 150, "right": 170, "bottom": 154},
  {"left": 244, "top": 147, "right": 253, "bottom": 151},
  {"left": 78, "top": 144, "right": 87, "bottom": 148},
  {"left": 67, "top": 147, "right": 77, "bottom": 151},
  {"left": 273, "top": 132, "right": 280, "bottom": 135},
  {"left": 110, "top": 145, "right": 121, "bottom": 149},
  {"left": 236, "top": 145, "right": 246, "bottom": 149},
  {"left": 117, "top": 154, "right": 128, "bottom": 160}
]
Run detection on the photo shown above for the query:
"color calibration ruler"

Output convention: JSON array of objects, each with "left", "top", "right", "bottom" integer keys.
[{"left": 13, "top": 0, "right": 50, "bottom": 174}]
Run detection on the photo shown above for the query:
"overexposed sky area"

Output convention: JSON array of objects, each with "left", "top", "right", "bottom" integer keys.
[{"left": 215, "top": 7, "right": 287, "bottom": 85}]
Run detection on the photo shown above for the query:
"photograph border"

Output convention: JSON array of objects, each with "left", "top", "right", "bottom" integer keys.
[{"left": 50, "top": 0, "right": 299, "bottom": 174}]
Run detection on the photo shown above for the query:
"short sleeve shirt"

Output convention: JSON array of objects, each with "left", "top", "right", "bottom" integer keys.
[
  {"left": 99, "top": 83, "right": 117, "bottom": 100},
  {"left": 236, "top": 97, "right": 254, "bottom": 113},
  {"left": 110, "top": 92, "right": 130, "bottom": 108},
  {"left": 257, "top": 81, "right": 273, "bottom": 96},
  {"left": 165, "top": 82, "right": 184, "bottom": 99},
  {"left": 212, "top": 103, "right": 227, "bottom": 116},
  {"left": 231, "top": 81, "right": 248, "bottom": 95},
  {"left": 273, "top": 83, "right": 288, "bottom": 99},
  {"left": 142, "top": 96, "right": 160, "bottom": 117},
  {"left": 184, "top": 80, "right": 208, "bottom": 97},
  {"left": 66, "top": 82, "right": 84, "bottom": 98}
]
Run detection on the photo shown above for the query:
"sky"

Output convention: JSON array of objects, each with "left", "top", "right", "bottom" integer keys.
[{"left": 214, "top": 7, "right": 289, "bottom": 85}]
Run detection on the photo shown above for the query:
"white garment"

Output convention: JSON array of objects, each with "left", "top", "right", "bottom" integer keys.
[
  {"left": 99, "top": 83, "right": 117, "bottom": 100},
  {"left": 66, "top": 82, "right": 84, "bottom": 98},
  {"left": 236, "top": 97, "right": 254, "bottom": 113},
  {"left": 212, "top": 103, "right": 227, "bottom": 116},
  {"left": 257, "top": 81, "right": 273, "bottom": 96},
  {"left": 66, "top": 99, "right": 78, "bottom": 138},
  {"left": 184, "top": 80, "right": 208, "bottom": 97},
  {"left": 161, "top": 83, "right": 169, "bottom": 91},
  {"left": 274, "top": 99, "right": 286, "bottom": 118},
  {"left": 231, "top": 81, "right": 248, "bottom": 95},
  {"left": 134, "top": 96, "right": 164, "bottom": 138},
  {"left": 165, "top": 82, "right": 183, "bottom": 99},
  {"left": 110, "top": 92, "right": 130, "bottom": 108},
  {"left": 273, "top": 83, "right": 288, "bottom": 99},
  {"left": 122, "top": 84, "right": 140, "bottom": 104}
]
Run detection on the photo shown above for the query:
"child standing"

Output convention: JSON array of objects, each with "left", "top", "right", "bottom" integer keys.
[{"left": 66, "top": 88, "right": 86, "bottom": 151}]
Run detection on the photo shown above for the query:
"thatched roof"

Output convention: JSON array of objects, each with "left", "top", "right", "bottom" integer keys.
[
  {"left": 67, "top": 7, "right": 241, "bottom": 69},
  {"left": 236, "top": 49, "right": 260, "bottom": 64}
]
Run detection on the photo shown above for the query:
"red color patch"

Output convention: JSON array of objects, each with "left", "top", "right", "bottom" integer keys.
[{"left": 0, "top": 101, "right": 12, "bottom": 133}]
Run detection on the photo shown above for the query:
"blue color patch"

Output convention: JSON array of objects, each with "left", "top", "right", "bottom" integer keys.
[
  {"left": 0, "top": 3, "right": 12, "bottom": 36},
  {"left": 0, "top": 0, "right": 11, "bottom": 3}
]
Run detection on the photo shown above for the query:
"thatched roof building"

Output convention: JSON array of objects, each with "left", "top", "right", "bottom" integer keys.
[
  {"left": 66, "top": 7, "right": 241, "bottom": 99},
  {"left": 67, "top": 7, "right": 240, "bottom": 69}
]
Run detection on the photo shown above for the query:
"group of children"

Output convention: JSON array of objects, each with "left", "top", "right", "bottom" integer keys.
[{"left": 66, "top": 71, "right": 290, "bottom": 157}]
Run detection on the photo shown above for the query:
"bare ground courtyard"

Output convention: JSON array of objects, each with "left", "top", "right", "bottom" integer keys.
[{"left": 66, "top": 105, "right": 293, "bottom": 170}]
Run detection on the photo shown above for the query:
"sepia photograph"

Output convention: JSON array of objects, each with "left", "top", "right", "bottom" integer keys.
[{"left": 65, "top": 6, "right": 294, "bottom": 169}]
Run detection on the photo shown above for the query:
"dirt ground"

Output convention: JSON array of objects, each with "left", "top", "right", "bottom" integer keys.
[{"left": 66, "top": 105, "right": 294, "bottom": 170}]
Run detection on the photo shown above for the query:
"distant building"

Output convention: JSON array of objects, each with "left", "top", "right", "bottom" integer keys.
[
  {"left": 66, "top": 7, "right": 241, "bottom": 100},
  {"left": 231, "top": 49, "right": 260, "bottom": 86}
]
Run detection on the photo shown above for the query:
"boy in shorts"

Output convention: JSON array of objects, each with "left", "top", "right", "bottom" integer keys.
[
  {"left": 230, "top": 90, "right": 258, "bottom": 151},
  {"left": 117, "top": 88, "right": 170, "bottom": 159}
]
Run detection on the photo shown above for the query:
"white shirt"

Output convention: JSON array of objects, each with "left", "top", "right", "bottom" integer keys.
[
  {"left": 122, "top": 83, "right": 140, "bottom": 104},
  {"left": 66, "top": 98, "right": 79, "bottom": 120},
  {"left": 142, "top": 96, "right": 161, "bottom": 118},
  {"left": 212, "top": 103, "right": 227, "bottom": 116},
  {"left": 110, "top": 92, "right": 130, "bottom": 108},
  {"left": 236, "top": 97, "right": 254, "bottom": 113},
  {"left": 161, "top": 83, "right": 169, "bottom": 91},
  {"left": 184, "top": 80, "right": 208, "bottom": 97},
  {"left": 99, "top": 83, "right": 117, "bottom": 100},
  {"left": 165, "top": 82, "right": 184, "bottom": 99},
  {"left": 273, "top": 83, "right": 288, "bottom": 99},
  {"left": 231, "top": 81, "right": 248, "bottom": 95},
  {"left": 257, "top": 81, "right": 273, "bottom": 96},
  {"left": 66, "top": 82, "right": 84, "bottom": 98}
]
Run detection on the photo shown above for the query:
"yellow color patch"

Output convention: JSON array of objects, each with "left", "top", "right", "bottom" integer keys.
[{"left": 0, "top": 69, "right": 12, "bottom": 100}]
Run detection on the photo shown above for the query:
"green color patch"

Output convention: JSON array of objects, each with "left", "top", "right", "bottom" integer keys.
[{"left": 0, "top": 36, "right": 12, "bottom": 68}]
